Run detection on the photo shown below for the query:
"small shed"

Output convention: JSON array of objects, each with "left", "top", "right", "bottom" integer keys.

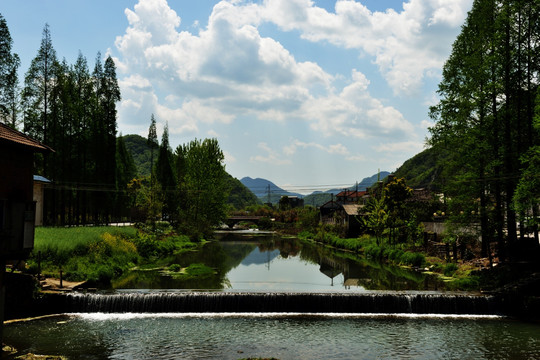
[
  {"left": 320, "top": 201, "right": 363, "bottom": 237},
  {"left": 33, "top": 175, "right": 51, "bottom": 226}
]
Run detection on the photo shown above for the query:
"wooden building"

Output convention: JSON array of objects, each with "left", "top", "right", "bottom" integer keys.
[
  {"left": 0, "top": 123, "right": 52, "bottom": 258},
  {"left": 0, "top": 123, "right": 52, "bottom": 343}
]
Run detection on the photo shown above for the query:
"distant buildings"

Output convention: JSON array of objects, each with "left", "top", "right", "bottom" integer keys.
[
  {"left": 279, "top": 195, "right": 304, "bottom": 209},
  {"left": 320, "top": 190, "right": 366, "bottom": 237}
]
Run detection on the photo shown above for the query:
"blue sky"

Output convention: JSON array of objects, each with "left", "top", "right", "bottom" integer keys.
[{"left": 2, "top": 0, "right": 473, "bottom": 194}]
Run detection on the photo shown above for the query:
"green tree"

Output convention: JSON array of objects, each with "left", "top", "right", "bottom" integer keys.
[
  {"left": 362, "top": 195, "right": 388, "bottom": 246},
  {"left": 0, "top": 13, "right": 20, "bottom": 128},
  {"left": 116, "top": 134, "right": 137, "bottom": 221},
  {"left": 90, "top": 54, "right": 120, "bottom": 224},
  {"left": 176, "top": 138, "right": 229, "bottom": 238},
  {"left": 429, "top": 0, "right": 540, "bottom": 260},
  {"left": 22, "top": 23, "right": 57, "bottom": 173},
  {"left": 384, "top": 177, "right": 413, "bottom": 245},
  {"left": 147, "top": 114, "right": 158, "bottom": 177},
  {"left": 155, "top": 122, "right": 177, "bottom": 220},
  {"left": 513, "top": 89, "right": 540, "bottom": 244}
]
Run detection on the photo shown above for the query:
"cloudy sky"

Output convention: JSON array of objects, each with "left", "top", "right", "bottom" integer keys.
[{"left": 2, "top": 0, "right": 473, "bottom": 193}]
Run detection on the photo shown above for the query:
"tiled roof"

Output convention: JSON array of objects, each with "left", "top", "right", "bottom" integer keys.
[
  {"left": 336, "top": 190, "right": 366, "bottom": 198},
  {"left": 342, "top": 204, "right": 362, "bottom": 216},
  {"left": 0, "top": 123, "right": 53, "bottom": 152}
]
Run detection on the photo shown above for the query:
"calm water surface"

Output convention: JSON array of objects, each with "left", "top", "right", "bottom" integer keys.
[
  {"left": 112, "top": 232, "right": 444, "bottom": 291},
  {"left": 5, "top": 313, "right": 540, "bottom": 359}
]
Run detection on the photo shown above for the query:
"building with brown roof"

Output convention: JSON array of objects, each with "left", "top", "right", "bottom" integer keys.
[
  {"left": 336, "top": 190, "right": 367, "bottom": 205},
  {"left": 0, "top": 123, "right": 52, "bottom": 258}
]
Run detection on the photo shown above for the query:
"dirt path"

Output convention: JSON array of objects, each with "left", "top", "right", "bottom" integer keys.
[{"left": 40, "top": 278, "right": 86, "bottom": 291}]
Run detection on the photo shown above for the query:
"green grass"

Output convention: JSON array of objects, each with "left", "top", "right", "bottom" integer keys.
[
  {"left": 298, "top": 230, "right": 364, "bottom": 252},
  {"left": 28, "top": 225, "right": 197, "bottom": 285},
  {"left": 34, "top": 226, "right": 137, "bottom": 253}
]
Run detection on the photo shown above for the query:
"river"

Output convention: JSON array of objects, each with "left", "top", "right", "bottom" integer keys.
[{"left": 4, "top": 232, "right": 540, "bottom": 359}]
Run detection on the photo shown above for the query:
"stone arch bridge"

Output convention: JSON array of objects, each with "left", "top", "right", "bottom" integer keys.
[{"left": 224, "top": 216, "right": 264, "bottom": 229}]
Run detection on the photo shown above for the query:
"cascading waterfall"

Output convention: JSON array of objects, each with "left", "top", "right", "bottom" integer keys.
[{"left": 56, "top": 292, "right": 501, "bottom": 315}]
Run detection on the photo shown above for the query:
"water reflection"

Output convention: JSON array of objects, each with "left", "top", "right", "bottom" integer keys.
[
  {"left": 5, "top": 314, "right": 540, "bottom": 359},
  {"left": 112, "top": 232, "right": 444, "bottom": 291}
]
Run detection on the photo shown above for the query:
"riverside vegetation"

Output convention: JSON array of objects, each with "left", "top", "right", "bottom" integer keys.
[
  {"left": 27, "top": 223, "right": 206, "bottom": 286},
  {"left": 26, "top": 221, "right": 480, "bottom": 290}
]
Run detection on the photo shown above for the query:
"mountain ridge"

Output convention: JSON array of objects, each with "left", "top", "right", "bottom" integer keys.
[{"left": 241, "top": 172, "right": 390, "bottom": 206}]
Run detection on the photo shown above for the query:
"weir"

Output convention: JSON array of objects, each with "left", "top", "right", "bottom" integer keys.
[{"left": 57, "top": 292, "right": 500, "bottom": 315}]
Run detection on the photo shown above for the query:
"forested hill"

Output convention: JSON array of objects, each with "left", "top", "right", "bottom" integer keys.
[
  {"left": 123, "top": 134, "right": 152, "bottom": 177},
  {"left": 225, "top": 174, "right": 262, "bottom": 209},
  {"left": 122, "top": 134, "right": 259, "bottom": 209},
  {"left": 392, "top": 146, "right": 448, "bottom": 190}
]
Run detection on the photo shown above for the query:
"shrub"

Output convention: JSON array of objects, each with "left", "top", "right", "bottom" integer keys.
[
  {"left": 399, "top": 252, "right": 425, "bottom": 268},
  {"left": 447, "top": 275, "right": 480, "bottom": 290},
  {"left": 168, "top": 264, "right": 182, "bottom": 272},
  {"left": 185, "top": 263, "right": 214, "bottom": 278},
  {"left": 443, "top": 263, "right": 459, "bottom": 277}
]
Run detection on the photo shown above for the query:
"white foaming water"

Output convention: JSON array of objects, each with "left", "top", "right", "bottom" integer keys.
[{"left": 73, "top": 312, "right": 504, "bottom": 321}]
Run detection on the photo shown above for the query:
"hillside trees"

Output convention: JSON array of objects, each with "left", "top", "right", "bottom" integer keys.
[
  {"left": 116, "top": 134, "right": 137, "bottom": 219},
  {"left": 429, "top": 0, "right": 540, "bottom": 260}
]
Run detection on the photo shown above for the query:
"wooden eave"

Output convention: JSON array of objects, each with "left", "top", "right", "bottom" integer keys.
[{"left": 0, "top": 123, "right": 54, "bottom": 153}]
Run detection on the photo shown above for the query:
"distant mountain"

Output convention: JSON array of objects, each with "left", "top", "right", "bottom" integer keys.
[
  {"left": 241, "top": 172, "right": 390, "bottom": 207},
  {"left": 303, "top": 192, "right": 333, "bottom": 207},
  {"left": 357, "top": 171, "right": 391, "bottom": 190},
  {"left": 240, "top": 177, "right": 303, "bottom": 204},
  {"left": 303, "top": 171, "right": 390, "bottom": 207}
]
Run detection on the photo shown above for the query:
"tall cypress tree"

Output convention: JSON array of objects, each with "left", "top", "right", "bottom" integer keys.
[
  {"left": 22, "top": 23, "right": 57, "bottom": 175},
  {"left": 155, "top": 122, "right": 177, "bottom": 220},
  {"left": 147, "top": 114, "right": 158, "bottom": 180},
  {"left": 0, "top": 13, "right": 20, "bottom": 128}
]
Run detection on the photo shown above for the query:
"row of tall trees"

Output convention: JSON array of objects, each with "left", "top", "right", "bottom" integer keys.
[
  {"left": 429, "top": 0, "right": 540, "bottom": 260},
  {"left": 0, "top": 16, "right": 131, "bottom": 225}
]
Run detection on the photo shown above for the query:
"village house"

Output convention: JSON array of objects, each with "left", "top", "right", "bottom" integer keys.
[
  {"left": 0, "top": 122, "right": 53, "bottom": 343},
  {"left": 0, "top": 123, "right": 52, "bottom": 258},
  {"left": 320, "top": 190, "right": 367, "bottom": 236}
]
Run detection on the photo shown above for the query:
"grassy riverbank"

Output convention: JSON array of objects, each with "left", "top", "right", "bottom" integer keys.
[{"left": 27, "top": 224, "right": 202, "bottom": 286}]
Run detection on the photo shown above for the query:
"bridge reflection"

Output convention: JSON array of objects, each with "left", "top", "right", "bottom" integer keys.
[{"left": 225, "top": 216, "right": 264, "bottom": 228}]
